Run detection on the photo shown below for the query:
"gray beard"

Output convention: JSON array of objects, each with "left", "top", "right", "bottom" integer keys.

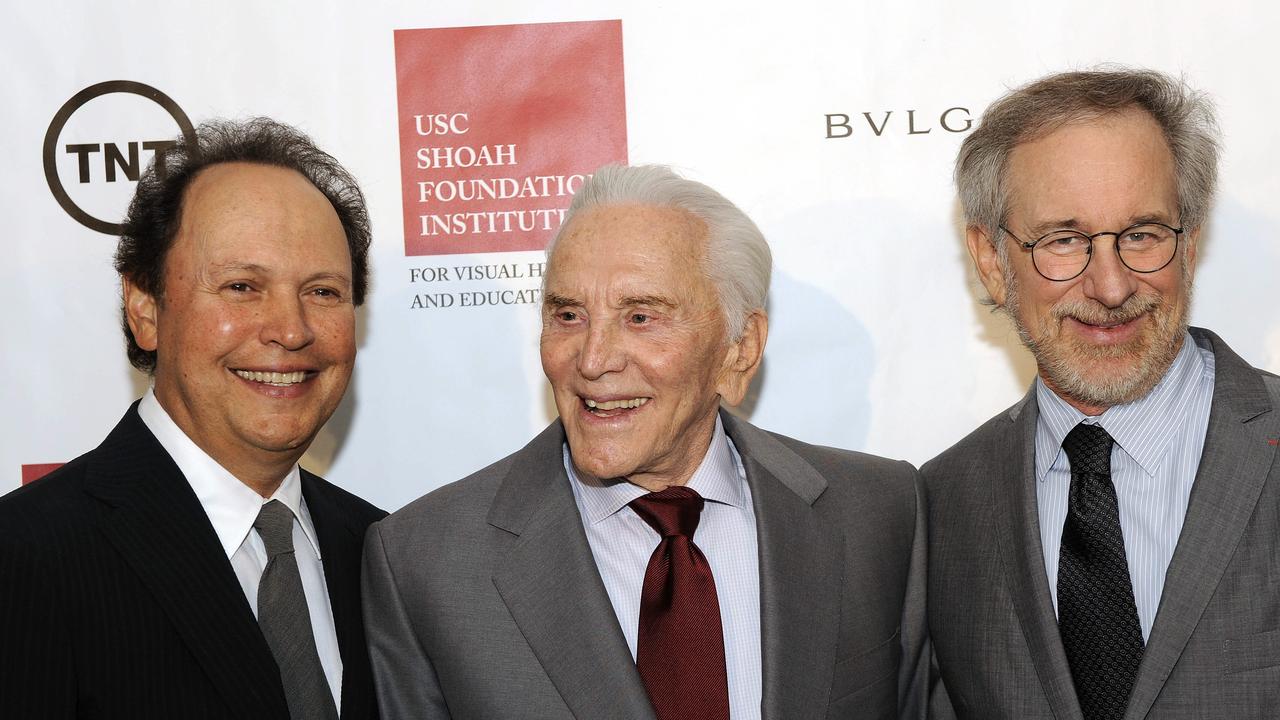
[{"left": 1002, "top": 268, "right": 1191, "bottom": 410}]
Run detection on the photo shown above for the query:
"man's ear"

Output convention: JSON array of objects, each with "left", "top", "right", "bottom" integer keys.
[
  {"left": 717, "top": 310, "right": 768, "bottom": 407},
  {"left": 966, "top": 225, "right": 1008, "bottom": 307},
  {"left": 122, "top": 277, "right": 159, "bottom": 352}
]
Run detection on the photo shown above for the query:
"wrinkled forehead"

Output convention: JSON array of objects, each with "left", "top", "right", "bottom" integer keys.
[
  {"left": 1004, "top": 109, "right": 1177, "bottom": 222},
  {"left": 1006, "top": 108, "right": 1173, "bottom": 173}
]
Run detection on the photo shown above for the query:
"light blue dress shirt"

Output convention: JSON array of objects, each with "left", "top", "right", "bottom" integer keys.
[
  {"left": 565, "top": 414, "right": 762, "bottom": 720},
  {"left": 1035, "top": 332, "right": 1215, "bottom": 641}
]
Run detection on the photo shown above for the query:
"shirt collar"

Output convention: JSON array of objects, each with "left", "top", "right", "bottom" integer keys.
[
  {"left": 137, "top": 388, "right": 323, "bottom": 560},
  {"left": 1035, "top": 332, "right": 1205, "bottom": 480},
  {"left": 565, "top": 413, "right": 748, "bottom": 525}
]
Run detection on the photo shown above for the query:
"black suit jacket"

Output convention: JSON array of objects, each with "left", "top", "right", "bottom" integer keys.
[{"left": 0, "top": 403, "right": 386, "bottom": 719}]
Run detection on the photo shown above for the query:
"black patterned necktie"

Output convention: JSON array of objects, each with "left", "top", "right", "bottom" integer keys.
[
  {"left": 255, "top": 500, "right": 339, "bottom": 720},
  {"left": 1057, "top": 423, "right": 1145, "bottom": 720}
]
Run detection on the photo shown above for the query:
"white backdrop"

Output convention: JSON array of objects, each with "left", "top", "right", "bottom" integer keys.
[{"left": 4, "top": 0, "right": 1278, "bottom": 511}]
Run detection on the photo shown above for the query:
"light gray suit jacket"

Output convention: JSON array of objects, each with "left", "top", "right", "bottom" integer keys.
[
  {"left": 923, "top": 327, "right": 1280, "bottom": 719},
  {"left": 363, "top": 411, "right": 928, "bottom": 719}
]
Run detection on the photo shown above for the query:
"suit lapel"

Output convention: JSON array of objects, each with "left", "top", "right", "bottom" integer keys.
[
  {"left": 84, "top": 407, "right": 287, "bottom": 718},
  {"left": 989, "top": 393, "right": 1082, "bottom": 720},
  {"left": 303, "top": 473, "right": 374, "bottom": 720},
  {"left": 723, "top": 414, "right": 842, "bottom": 720},
  {"left": 488, "top": 422, "right": 655, "bottom": 720},
  {"left": 1125, "top": 329, "right": 1277, "bottom": 719}
]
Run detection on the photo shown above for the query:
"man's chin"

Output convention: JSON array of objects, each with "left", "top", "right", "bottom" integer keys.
[
  {"left": 565, "top": 444, "right": 634, "bottom": 482},
  {"left": 240, "top": 417, "right": 323, "bottom": 455},
  {"left": 1044, "top": 361, "right": 1162, "bottom": 409}
]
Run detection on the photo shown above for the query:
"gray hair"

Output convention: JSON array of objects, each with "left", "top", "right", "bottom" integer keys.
[
  {"left": 955, "top": 67, "right": 1221, "bottom": 244},
  {"left": 547, "top": 164, "right": 771, "bottom": 339}
]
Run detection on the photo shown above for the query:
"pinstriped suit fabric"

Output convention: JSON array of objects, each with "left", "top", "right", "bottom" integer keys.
[{"left": 0, "top": 405, "right": 386, "bottom": 720}]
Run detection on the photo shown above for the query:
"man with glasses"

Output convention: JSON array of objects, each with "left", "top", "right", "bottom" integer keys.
[{"left": 926, "top": 68, "right": 1280, "bottom": 720}]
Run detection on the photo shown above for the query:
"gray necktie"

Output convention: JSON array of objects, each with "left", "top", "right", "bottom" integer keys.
[{"left": 255, "top": 500, "right": 339, "bottom": 720}]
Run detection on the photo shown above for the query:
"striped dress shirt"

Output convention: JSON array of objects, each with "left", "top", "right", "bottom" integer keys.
[
  {"left": 1035, "top": 332, "right": 1216, "bottom": 641},
  {"left": 565, "top": 414, "right": 762, "bottom": 719}
]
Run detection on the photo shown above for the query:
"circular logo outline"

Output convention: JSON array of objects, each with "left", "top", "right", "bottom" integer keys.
[{"left": 43, "top": 80, "right": 196, "bottom": 235}]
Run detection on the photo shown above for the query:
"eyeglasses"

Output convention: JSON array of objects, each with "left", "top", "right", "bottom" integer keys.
[{"left": 999, "top": 222, "right": 1184, "bottom": 282}]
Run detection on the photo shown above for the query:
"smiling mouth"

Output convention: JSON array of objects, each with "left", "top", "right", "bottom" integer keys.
[
  {"left": 233, "top": 369, "right": 309, "bottom": 386},
  {"left": 1078, "top": 318, "right": 1130, "bottom": 329},
  {"left": 583, "top": 397, "right": 650, "bottom": 415}
]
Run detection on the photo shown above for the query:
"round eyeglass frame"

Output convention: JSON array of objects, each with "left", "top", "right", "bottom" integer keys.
[{"left": 998, "top": 222, "right": 1184, "bottom": 282}]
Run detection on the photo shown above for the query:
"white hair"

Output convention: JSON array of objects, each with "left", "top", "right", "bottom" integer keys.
[{"left": 547, "top": 164, "right": 771, "bottom": 339}]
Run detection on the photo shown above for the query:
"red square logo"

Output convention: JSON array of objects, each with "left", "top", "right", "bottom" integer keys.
[
  {"left": 395, "top": 20, "right": 628, "bottom": 256},
  {"left": 21, "top": 463, "right": 63, "bottom": 485}
]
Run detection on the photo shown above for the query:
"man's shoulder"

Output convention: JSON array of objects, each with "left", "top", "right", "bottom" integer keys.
[
  {"left": 1262, "top": 369, "right": 1280, "bottom": 395},
  {"left": 301, "top": 469, "right": 387, "bottom": 526},
  {"left": 761, "top": 425, "right": 915, "bottom": 481},
  {"left": 921, "top": 399, "right": 1025, "bottom": 485},
  {"left": 1240, "top": 347, "right": 1280, "bottom": 397},
  {"left": 728, "top": 415, "right": 919, "bottom": 510},
  {"left": 373, "top": 433, "right": 541, "bottom": 541},
  {"left": 1248, "top": 361, "right": 1280, "bottom": 408},
  {"left": 1194, "top": 325, "right": 1279, "bottom": 390},
  {"left": 0, "top": 447, "right": 103, "bottom": 550}
]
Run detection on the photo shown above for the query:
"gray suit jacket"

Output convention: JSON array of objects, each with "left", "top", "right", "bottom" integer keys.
[
  {"left": 923, "top": 327, "right": 1280, "bottom": 719},
  {"left": 362, "top": 411, "right": 927, "bottom": 719}
]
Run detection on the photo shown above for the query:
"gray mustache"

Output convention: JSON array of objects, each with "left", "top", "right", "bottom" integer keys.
[{"left": 1052, "top": 294, "right": 1161, "bottom": 326}]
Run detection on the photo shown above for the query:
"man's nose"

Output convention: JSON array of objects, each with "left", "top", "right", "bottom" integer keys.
[
  {"left": 577, "top": 321, "right": 625, "bottom": 379},
  {"left": 259, "top": 294, "right": 316, "bottom": 350},
  {"left": 1080, "top": 236, "right": 1140, "bottom": 308}
]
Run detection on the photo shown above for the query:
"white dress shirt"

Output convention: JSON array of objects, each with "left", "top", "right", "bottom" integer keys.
[
  {"left": 1034, "top": 332, "right": 1215, "bottom": 641},
  {"left": 566, "top": 414, "right": 762, "bottom": 719},
  {"left": 138, "top": 389, "right": 343, "bottom": 707}
]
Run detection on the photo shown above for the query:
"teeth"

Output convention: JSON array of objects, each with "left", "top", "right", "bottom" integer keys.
[
  {"left": 584, "top": 397, "right": 649, "bottom": 411},
  {"left": 234, "top": 370, "right": 307, "bottom": 385}
]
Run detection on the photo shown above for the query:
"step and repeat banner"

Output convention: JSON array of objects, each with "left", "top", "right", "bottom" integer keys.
[{"left": 4, "top": 1, "right": 1278, "bottom": 511}]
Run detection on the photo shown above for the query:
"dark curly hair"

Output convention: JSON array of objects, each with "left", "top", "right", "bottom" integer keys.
[{"left": 115, "top": 117, "right": 372, "bottom": 372}]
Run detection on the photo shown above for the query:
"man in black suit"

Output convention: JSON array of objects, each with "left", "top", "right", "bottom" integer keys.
[{"left": 0, "top": 118, "right": 385, "bottom": 719}]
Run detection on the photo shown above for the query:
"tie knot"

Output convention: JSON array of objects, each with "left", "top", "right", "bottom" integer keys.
[
  {"left": 254, "top": 500, "right": 296, "bottom": 558},
  {"left": 1062, "top": 423, "right": 1114, "bottom": 477},
  {"left": 629, "top": 486, "right": 704, "bottom": 538}
]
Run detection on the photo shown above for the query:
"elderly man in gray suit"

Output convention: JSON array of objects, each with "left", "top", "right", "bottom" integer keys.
[
  {"left": 926, "top": 68, "right": 1280, "bottom": 720},
  {"left": 363, "top": 164, "right": 927, "bottom": 720}
]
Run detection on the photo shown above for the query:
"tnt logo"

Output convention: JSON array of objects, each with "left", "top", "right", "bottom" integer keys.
[
  {"left": 43, "top": 80, "right": 195, "bottom": 234},
  {"left": 64, "top": 140, "right": 177, "bottom": 183}
]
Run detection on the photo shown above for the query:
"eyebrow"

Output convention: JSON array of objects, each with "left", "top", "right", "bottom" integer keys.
[
  {"left": 1023, "top": 213, "right": 1176, "bottom": 237},
  {"left": 1023, "top": 218, "right": 1081, "bottom": 236},
  {"left": 305, "top": 271, "right": 353, "bottom": 286},
  {"left": 209, "top": 262, "right": 270, "bottom": 275},
  {"left": 618, "top": 295, "right": 677, "bottom": 310},
  {"left": 543, "top": 292, "right": 579, "bottom": 309},
  {"left": 1127, "top": 213, "right": 1177, "bottom": 226},
  {"left": 207, "top": 263, "right": 351, "bottom": 286},
  {"left": 541, "top": 293, "right": 679, "bottom": 310}
]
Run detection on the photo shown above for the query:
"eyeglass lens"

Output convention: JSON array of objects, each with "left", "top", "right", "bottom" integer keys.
[{"left": 1032, "top": 224, "right": 1179, "bottom": 280}]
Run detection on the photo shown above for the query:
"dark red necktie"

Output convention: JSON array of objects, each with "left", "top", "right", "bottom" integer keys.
[{"left": 628, "top": 486, "right": 730, "bottom": 720}]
